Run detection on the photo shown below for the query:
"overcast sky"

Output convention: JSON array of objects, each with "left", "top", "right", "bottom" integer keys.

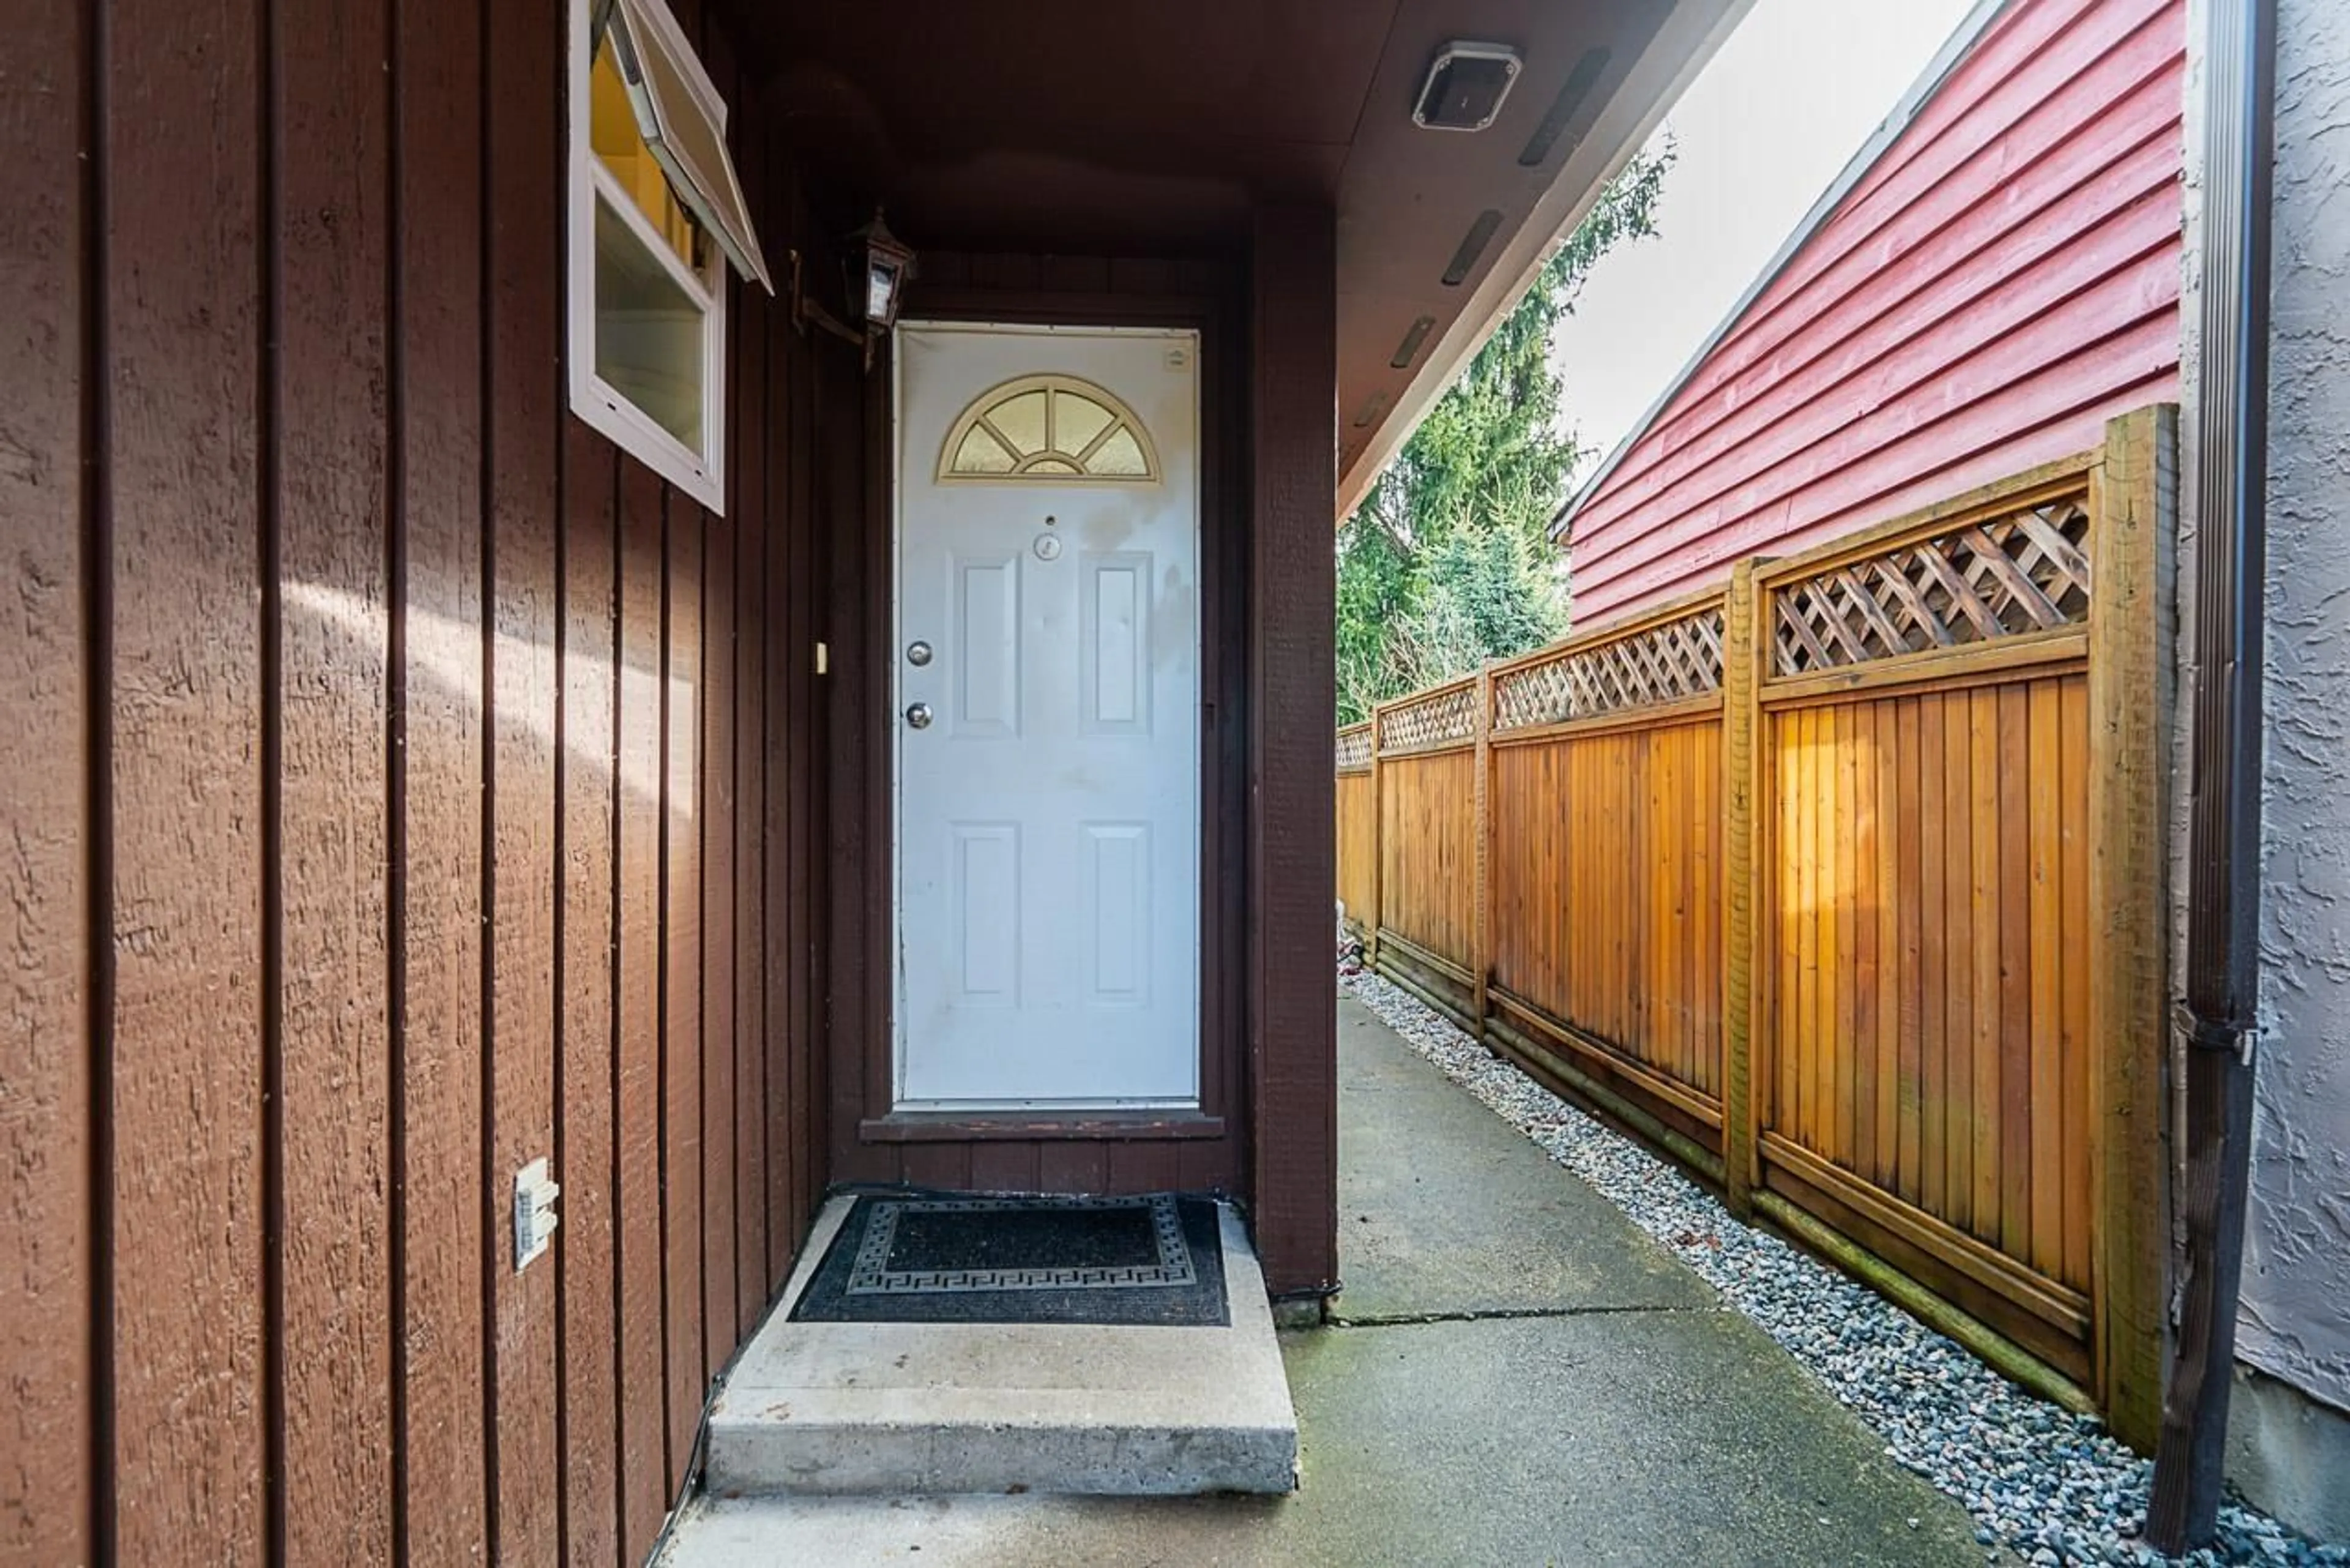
[{"left": 1551, "top": 0, "right": 1985, "bottom": 487}]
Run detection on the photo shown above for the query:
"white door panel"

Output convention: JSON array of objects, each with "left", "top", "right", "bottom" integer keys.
[
  {"left": 1080, "top": 821, "right": 1152, "bottom": 1006},
  {"left": 1081, "top": 552, "right": 1152, "bottom": 734},
  {"left": 949, "top": 821, "right": 1021, "bottom": 1006},
  {"left": 951, "top": 554, "right": 1021, "bottom": 736},
  {"left": 894, "top": 324, "right": 1201, "bottom": 1108}
]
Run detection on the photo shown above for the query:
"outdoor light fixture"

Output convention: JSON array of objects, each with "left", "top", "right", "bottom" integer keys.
[
  {"left": 788, "top": 206, "right": 917, "bottom": 370},
  {"left": 852, "top": 208, "right": 915, "bottom": 331},
  {"left": 1413, "top": 41, "right": 1523, "bottom": 132}
]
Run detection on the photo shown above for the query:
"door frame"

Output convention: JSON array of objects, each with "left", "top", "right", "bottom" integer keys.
[
  {"left": 841, "top": 275, "right": 1247, "bottom": 1165},
  {"left": 887, "top": 319, "right": 1204, "bottom": 1111}
]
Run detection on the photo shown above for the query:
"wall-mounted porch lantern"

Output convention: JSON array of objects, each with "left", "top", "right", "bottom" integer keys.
[
  {"left": 853, "top": 209, "right": 916, "bottom": 331},
  {"left": 789, "top": 207, "right": 917, "bottom": 370}
]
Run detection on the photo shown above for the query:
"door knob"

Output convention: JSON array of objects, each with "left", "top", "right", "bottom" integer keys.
[{"left": 904, "top": 701, "right": 933, "bottom": 730}]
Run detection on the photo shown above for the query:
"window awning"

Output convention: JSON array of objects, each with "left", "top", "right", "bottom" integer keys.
[{"left": 602, "top": 0, "right": 774, "bottom": 294}]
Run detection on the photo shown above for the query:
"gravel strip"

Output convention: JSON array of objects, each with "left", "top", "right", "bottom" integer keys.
[{"left": 1340, "top": 960, "right": 2346, "bottom": 1568}]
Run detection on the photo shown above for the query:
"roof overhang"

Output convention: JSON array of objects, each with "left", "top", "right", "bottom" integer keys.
[
  {"left": 737, "top": 0, "right": 1751, "bottom": 522},
  {"left": 1331, "top": 0, "right": 1753, "bottom": 520}
]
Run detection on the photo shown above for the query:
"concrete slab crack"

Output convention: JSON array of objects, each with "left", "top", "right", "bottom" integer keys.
[{"left": 1325, "top": 1302, "right": 1708, "bottom": 1329}]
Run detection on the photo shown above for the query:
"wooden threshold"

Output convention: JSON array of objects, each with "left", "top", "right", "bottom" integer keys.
[{"left": 860, "top": 1111, "right": 1226, "bottom": 1143}]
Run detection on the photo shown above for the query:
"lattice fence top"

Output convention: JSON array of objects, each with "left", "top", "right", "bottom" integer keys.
[
  {"left": 1377, "top": 682, "right": 1479, "bottom": 754},
  {"left": 1491, "top": 605, "right": 1726, "bottom": 733},
  {"left": 1770, "top": 492, "right": 2092, "bottom": 677},
  {"left": 1335, "top": 726, "right": 1372, "bottom": 772}
]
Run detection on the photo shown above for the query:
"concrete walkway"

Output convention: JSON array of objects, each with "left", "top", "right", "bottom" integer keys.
[{"left": 661, "top": 995, "right": 1986, "bottom": 1566}]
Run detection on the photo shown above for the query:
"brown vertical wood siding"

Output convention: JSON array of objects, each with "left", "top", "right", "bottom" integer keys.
[
  {"left": 485, "top": 0, "right": 565, "bottom": 1554},
  {"left": 1248, "top": 206, "right": 1342, "bottom": 1296},
  {"left": 2, "top": 1, "right": 94, "bottom": 1561},
  {"left": 1, "top": 1, "right": 835, "bottom": 1559}
]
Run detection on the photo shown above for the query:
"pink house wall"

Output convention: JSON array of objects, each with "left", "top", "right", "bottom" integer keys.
[{"left": 1564, "top": 0, "right": 2184, "bottom": 625}]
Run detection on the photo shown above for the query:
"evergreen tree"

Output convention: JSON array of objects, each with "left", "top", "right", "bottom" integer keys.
[{"left": 1336, "top": 144, "right": 1673, "bottom": 723}]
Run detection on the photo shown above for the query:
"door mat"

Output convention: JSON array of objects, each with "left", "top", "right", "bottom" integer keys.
[{"left": 788, "top": 1193, "right": 1230, "bottom": 1327}]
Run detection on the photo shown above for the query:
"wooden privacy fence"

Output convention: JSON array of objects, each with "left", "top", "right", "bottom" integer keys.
[{"left": 1336, "top": 408, "right": 2172, "bottom": 1448}]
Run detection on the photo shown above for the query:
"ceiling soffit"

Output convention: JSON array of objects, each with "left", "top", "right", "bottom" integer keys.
[{"left": 742, "top": 0, "right": 1750, "bottom": 519}]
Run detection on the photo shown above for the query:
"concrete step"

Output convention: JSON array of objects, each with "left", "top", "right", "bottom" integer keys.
[{"left": 705, "top": 1197, "right": 1298, "bottom": 1498}]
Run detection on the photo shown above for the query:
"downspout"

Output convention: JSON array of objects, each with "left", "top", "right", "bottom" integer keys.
[{"left": 2144, "top": 0, "right": 2276, "bottom": 1550}]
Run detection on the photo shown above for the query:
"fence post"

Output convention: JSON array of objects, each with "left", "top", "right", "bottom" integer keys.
[
  {"left": 1366, "top": 704, "right": 1384, "bottom": 971},
  {"left": 2086, "top": 405, "right": 2175, "bottom": 1453},
  {"left": 1720, "top": 562, "right": 1764, "bottom": 1219},
  {"left": 1471, "top": 663, "right": 1494, "bottom": 1037}
]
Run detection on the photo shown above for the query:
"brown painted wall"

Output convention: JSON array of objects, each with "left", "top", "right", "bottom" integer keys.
[
  {"left": 0, "top": 1, "right": 835, "bottom": 1562},
  {"left": 2, "top": 4, "right": 1356, "bottom": 1552},
  {"left": 1247, "top": 206, "right": 1341, "bottom": 1297}
]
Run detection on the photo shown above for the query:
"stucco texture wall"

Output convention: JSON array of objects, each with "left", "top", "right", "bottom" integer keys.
[{"left": 2239, "top": 0, "right": 2350, "bottom": 1417}]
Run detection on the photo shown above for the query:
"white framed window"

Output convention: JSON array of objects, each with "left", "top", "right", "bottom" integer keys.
[{"left": 568, "top": 0, "right": 772, "bottom": 512}]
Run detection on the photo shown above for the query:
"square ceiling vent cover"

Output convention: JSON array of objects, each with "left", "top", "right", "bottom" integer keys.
[{"left": 1414, "top": 41, "right": 1523, "bottom": 132}]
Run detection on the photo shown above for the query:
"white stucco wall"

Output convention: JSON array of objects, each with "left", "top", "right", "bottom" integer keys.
[
  {"left": 2238, "top": 0, "right": 2350, "bottom": 1417},
  {"left": 2176, "top": 0, "right": 2350, "bottom": 1529}
]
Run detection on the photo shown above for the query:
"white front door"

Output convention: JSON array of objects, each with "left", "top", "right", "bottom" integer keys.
[{"left": 893, "top": 323, "right": 1201, "bottom": 1108}]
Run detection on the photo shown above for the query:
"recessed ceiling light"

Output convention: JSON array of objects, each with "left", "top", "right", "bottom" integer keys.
[{"left": 1414, "top": 41, "right": 1523, "bottom": 133}]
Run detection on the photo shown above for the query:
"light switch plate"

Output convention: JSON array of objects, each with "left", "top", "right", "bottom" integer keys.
[{"left": 513, "top": 1157, "right": 561, "bottom": 1271}]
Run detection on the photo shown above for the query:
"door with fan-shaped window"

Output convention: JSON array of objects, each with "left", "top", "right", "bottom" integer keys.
[{"left": 892, "top": 324, "right": 1201, "bottom": 1107}]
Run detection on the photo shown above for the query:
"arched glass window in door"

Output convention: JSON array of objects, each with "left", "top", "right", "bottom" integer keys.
[{"left": 936, "top": 374, "right": 1160, "bottom": 482}]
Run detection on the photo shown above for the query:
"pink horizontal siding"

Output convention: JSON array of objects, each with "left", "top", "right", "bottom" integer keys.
[{"left": 1566, "top": 0, "right": 2184, "bottom": 625}]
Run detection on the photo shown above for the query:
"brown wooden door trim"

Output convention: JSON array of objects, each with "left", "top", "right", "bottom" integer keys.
[{"left": 825, "top": 254, "right": 1248, "bottom": 1201}]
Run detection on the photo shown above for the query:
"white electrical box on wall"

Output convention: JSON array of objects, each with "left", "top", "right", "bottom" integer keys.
[{"left": 513, "top": 1157, "right": 561, "bottom": 1271}]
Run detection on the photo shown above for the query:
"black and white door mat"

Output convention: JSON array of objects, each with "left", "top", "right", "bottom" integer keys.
[{"left": 788, "top": 1193, "right": 1230, "bottom": 1327}]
